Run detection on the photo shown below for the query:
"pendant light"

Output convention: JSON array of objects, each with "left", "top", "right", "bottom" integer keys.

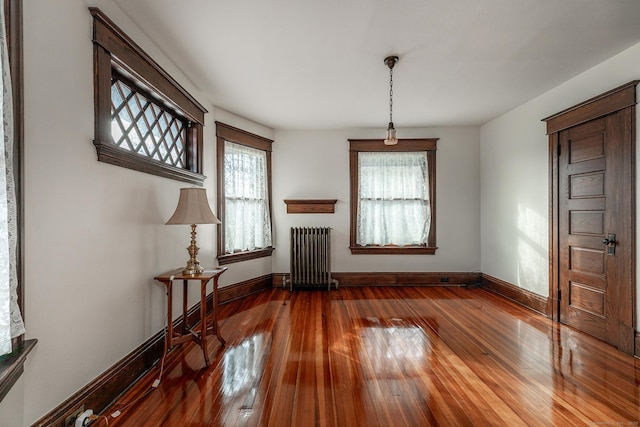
[{"left": 384, "top": 55, "right": 399, "bottom": 145}]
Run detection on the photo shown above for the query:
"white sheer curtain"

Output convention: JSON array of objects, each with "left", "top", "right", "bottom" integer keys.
[
  {"left": 224, "top": 141, "right": 272, "bottom": 253},
  {"left": 357, "top": 151, "right": 430, "bottom": 246},
  {"left": 0, "top": 5, "right": 24, "bottom": 357}
]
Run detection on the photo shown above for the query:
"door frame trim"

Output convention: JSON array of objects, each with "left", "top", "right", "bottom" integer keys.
[{"left": 543, "top": 80, "right": 638, "bottom": 354}]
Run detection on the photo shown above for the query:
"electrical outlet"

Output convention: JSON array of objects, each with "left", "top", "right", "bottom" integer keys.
[
  {"left": 64, "top": 405, "right": 85, "bottom": 427},
  {"left": 75, "top": 409, "right": 94, "bottom": 427}
]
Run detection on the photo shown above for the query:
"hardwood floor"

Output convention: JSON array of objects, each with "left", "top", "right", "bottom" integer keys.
[{"left": 102, "top": 286, "right": 640, "bottom": 426}]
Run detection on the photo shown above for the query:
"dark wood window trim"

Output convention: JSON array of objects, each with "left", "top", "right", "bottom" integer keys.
[
  {"left": 216, "top": 122, "right": 274, "bottom": 264},
  {"left": 0, "top": 0, "right": 37, "bottom": 404},
  {"left": 0, "top": 339, "right": 35, "bottom": 402},
  {"left": 90, "top": 8, "right": 207, "bottom": 185},
  {"left": 5, "top": 0, "right": 22, "bottom": 316},
  {"left": 349, "top": 139, "right": 438, "bottom": 255}
]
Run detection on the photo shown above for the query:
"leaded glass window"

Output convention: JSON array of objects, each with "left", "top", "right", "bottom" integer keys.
[
  {"left": 110, "top": 76, "right": 187, "bottom": 169},
  {"left": 91, "top": 8, "right": 207, "bottom": 185}
]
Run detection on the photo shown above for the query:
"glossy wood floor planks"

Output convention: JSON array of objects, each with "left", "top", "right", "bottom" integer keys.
[{"left": 104, "top": 287, "right": 640, "bottom": 426}]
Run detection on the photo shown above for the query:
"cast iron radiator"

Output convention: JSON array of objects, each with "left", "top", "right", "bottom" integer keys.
[{"left": 286, "top": 227, "right": 338, "bottom": 291}]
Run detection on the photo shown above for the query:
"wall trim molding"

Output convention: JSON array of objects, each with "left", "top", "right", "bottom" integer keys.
[
  {"left": 33, "top": 274, "right": 272, "bottom": 427},
  {"left": 274, "top": 271, "right": 550, "bottom": 317},
  {"left": 481, "top": 273, "right": 549, "bottom": 316},
  {"left": 635, "top": 331, "right": 640, "bottom": 359},
  {"left": 219, "top": 274, "right": 272, "bottom": 304},
  {"left": 272, "top": 271, "right": 482, "bottom": 288}
]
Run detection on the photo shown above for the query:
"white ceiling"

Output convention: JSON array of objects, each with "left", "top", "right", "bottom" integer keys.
[{"left": 113, "top": 0, "right": 640, "bottom": 130}]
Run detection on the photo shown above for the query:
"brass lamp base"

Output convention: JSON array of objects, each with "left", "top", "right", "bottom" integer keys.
[
  {"left": 183, "top": 261, "right": 204, "bottom": 276},
  {"left": 183, "top": 224, "right": 204, "bottom": 276}
]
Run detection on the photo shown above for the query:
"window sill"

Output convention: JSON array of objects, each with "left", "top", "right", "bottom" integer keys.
[
  {"left": 93, "top": 141, "right": 206, "bottom": 186},
  {"left": 349, "top": 246, "right": 437, "bottom": 255},
  {"left": 0, "top": 339, "right": 37, "bottom": 402},
  {"left": 218, "top": 247, "right": 274, "bottom": 265}
]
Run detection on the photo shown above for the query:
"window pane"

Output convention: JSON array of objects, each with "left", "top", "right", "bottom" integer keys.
[
  {"left": 224, "top": 141, "right": 272, "bottom": 253},
  {"left": 357, "top": 151, "right": 430, "bottom": 246},
  {"left": 110, "top": 77, "right": 187, "bottom": 168}
]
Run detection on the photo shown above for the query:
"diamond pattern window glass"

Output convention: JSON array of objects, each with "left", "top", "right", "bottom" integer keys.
[{"left": 110, "top": 76, "right": 187, "bottom": 169}]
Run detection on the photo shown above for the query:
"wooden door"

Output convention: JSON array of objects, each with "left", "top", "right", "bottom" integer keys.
[
  {"left": 550, "top": 83, "right": 636, "bottom": 354},
  {"left": 559, "top": 116, "right": 612, "bottom": 342}
]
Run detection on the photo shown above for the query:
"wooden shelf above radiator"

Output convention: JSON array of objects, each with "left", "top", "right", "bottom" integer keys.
[{"left": 284, "top": 199, "right": 337, "bottom": 214}]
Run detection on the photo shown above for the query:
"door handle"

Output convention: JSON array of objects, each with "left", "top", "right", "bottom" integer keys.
[{"left": 603, "top": 234, "right": 616, "bottom": 255}]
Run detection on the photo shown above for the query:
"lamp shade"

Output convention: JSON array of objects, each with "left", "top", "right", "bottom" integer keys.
[
  {"left": 384, "top": 121, "right": 398, "bottom": 145},
  {"left": 166, "top": 187, "right": 221, "bottom": 225}
]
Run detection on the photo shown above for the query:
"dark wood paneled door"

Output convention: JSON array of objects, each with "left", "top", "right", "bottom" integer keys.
[{"left": 558, "top": 109, "right": 633, "bottom": 349}]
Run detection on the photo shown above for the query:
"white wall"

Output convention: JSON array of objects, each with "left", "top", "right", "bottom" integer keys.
[
  {"left": 480, "top": 106, "right": 549, "bottom": 295},
  {"left": 0, "top": 0, "right": 273, "bottom": 425},
  {"left": 480, "top": 40, "right": 640, "bottom": 323},
  {"left": 0, "top": 377, "right": 24, "bottom": 426},
  {"left": 272, "top": 127, "right": 481, "bottom": 274}
]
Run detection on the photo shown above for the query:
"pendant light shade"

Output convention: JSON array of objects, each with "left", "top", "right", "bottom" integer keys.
[{"left": 385, "top": 121, "right": 397, "bottom": 146}]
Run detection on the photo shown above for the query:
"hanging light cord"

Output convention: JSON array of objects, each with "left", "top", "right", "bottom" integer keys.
[{"left": 388, "top": 66, "right": 394, "bottom": 124}]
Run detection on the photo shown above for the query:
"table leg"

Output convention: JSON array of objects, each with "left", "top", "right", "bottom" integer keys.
[
  {"left": 156, "top": 269, "right": 227, "bottom": 367},
  {"left": 200, "top": 279, "right": 210, "bottom": 366},
  {"left": 182, "top": 280, "right": 188, "bottom": 334},
  {"left": 166, "top": 280, "right": 173, "bottom": 349},
  {"left": 212, "top": 276, "right": 226, "bottom": 346}
]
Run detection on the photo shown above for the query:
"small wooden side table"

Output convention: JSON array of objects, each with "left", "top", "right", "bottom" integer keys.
[{"left": 154, "top": 267, "right": 227, "bottom": 366}]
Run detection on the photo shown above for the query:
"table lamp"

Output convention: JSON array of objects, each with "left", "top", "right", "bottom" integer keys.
[{"left": 166, "top": 187, "right": 220, "bottom": 275}]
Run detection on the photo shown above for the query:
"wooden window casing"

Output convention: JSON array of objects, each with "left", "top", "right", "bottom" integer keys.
[
  {"left": 90, "top": 8, "right": 207, "bottom": 185},
  {"left": 216, "top": 122, "right": 274, "bottom": 264},
  {"left": 349, "top": 139, "right": 438, "bottom": 255}
]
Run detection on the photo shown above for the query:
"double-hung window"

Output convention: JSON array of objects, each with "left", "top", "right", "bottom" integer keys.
[
  {"left": 91, "top": 8, "right": 207, "bottom": 185},
  {"left": 216, "top": 122, "right": 274, "bottom": 264},
  {"left": 349, "top": 139, "right": 438, "bottom": 254}
]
